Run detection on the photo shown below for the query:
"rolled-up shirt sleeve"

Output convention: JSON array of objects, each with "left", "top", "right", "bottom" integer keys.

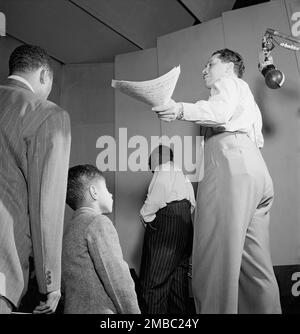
[
  {"left": 140, "top": 171, "right": 170, "bottom": 223},
  {"left": 182, "top": 77, "right": 239, "bottom": 127}
]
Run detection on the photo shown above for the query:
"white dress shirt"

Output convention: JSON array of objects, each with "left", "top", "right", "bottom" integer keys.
[
  {"left": 182, "top": 76, "right": 264, "bottom": 148},
  {"left": 8, "top": 75, "right": 35, "bottom": 93},
  {"left": 140, "top": 161, "right": 196, "bottom": 223}
]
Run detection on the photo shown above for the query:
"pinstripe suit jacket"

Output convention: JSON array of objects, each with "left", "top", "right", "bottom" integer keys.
[{"left": 0, "top": 79, "right": 71, "bottom": 308}]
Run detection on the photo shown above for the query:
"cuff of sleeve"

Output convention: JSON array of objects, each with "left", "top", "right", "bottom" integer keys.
[
  {"left": 181, "top": 102, "right": 201, "bottom": 121},
  {"left": 44, "top": 269, "right": 60, "bottom": 293},
  {"left": 176, "top": 103, "right": 184, "bottom": 120},
  {"left": 141, "top": 213, "right": 156, "bottom": 223},
  {"left": 140, "top": 205, "right": 156, "bottom": 223}
]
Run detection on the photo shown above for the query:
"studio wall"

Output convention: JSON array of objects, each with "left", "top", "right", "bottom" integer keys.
[
  {"left": 60, "top": 63, "right": 115, "bottom": 223},
  {"left": 114, "top": 48, "right": 160, "bottom": 271}
]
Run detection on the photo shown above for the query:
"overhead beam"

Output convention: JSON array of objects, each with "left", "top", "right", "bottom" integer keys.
[
  {"left": 233, "top": 0, "right": 270, "bottom": 10},
  {"left": 69, "top": 0, "right": 143, "bottom": 50},
  {"left": 69, "top": 0, "right": 195, "bottom": 49},
  {"left": 177, "top": 0, "right": 201, "bottom": 24},
  {"left": 180, "top": 0, "right": 236, "bottom": 22}
]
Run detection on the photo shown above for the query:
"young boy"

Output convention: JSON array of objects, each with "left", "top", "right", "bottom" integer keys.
[
  {"left": 139, "top": 145, "right": 195, "bottom": 314},
  {"left": 62, "top": 164, "right": 140, "bottom": 314}
]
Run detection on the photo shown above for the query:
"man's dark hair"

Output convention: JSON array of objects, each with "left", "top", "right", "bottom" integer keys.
[
  {"left": 66, "top": 164, "right": 105, "bottom": 211},
  {"left": 148, "top": 145, "right": 174, "bottom": 170},
  {"left": 9, "top": 44, "right": 53, "bottom": 76},
  {"left": 212, "top": 48, "right": 245, "bottom": 78}
]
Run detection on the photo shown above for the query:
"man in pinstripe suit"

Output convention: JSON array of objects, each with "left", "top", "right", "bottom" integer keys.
[{"left": 0, "top": 45, "right": 71, "bottom": 313}]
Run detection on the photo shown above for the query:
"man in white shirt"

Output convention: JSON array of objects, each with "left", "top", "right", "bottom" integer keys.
[
  {"left": 139, "top": 145, "right": 195, "bottom": 314},
  {"left": 152, "top": 49, "right": 281, "bottom": 314}
]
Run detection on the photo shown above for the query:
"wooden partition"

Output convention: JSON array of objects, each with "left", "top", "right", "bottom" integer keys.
[
  {"left": 60, "top": 63, "right": 115, "bottom": 223},
  {"left": 114, "top": 48, "right": 160, "bottom": 271}
]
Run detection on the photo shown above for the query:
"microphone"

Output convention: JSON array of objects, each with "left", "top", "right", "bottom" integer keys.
[
  {"left": 261, "top": 65, "right": 285, "bottom": 89},
  {"left": 258, "top": 50, "right": 285, "bottom": 89}
]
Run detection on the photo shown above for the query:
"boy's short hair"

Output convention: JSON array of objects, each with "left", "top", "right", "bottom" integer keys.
[
  {"left": 212, "top": 48, "right": 245, "bottom": 78},
  {"left": 148, "top": 144, "right": 174, "bottom": 170},
  {"left": 66, "top": 164, "right": 105, "bottom": 210}
]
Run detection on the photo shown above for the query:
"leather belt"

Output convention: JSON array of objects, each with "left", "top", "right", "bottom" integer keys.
[{"left": 204, "top": 129, "right": 247, "bottom": 141}]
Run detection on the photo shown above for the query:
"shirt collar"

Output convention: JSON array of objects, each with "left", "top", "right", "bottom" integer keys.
[
  {"left": 154, "top": 161, "right": 179, "bottom": 172},
  {"left": 8, "top": 75, "right": 35, "bottom": 93}
]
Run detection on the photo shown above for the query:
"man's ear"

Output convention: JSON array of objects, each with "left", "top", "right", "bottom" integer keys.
[
  {"left": 227, "top": 62, "right": 235, "bottom": 74},
  {"left": 89, "top": 184, "right": 98, "bottom": 200},
  {"left": 39, "top": 68, "right": 46, "bottom": 84}
]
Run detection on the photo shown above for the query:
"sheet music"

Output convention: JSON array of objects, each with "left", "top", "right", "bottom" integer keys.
[{"left": 111, "top": 65, "right": 180, "bottom": 107}]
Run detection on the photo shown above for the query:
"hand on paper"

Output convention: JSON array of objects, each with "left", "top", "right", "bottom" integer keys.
[{"left": 152, "top": 99, "right": 180, "bottom": 122}]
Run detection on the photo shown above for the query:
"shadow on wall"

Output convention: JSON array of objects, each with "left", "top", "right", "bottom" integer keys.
[
  {"left": 254, "top": 77, "right": 300, "bottom": 137},
  {"left": 254, "top": 78, "right": 276, "bottom": 137}
]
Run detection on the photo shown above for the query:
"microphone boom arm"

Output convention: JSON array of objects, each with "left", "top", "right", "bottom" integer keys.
[
  {"left": 257, "top": 28, "right": 300, "bottom": 88},
  {"left": 266, "top": 28, "right": 300, "bottom": 46}
]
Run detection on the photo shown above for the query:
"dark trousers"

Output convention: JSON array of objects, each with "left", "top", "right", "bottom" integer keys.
[{"left": 139, "top": 199, "right": 193, "bottom": 314}]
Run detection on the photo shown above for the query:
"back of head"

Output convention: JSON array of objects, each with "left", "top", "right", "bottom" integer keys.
[
  {"left": 9, "top": 44, "right": 53, "bottom": 76},
  {"left": 149, "top": 145, "right": 174, "bottom": 171},
  {"left": 9, "top": 44, "right": 54, "bottom": 99},
  {"left": 212, "top": 48, "right": 245, "bottom": 78},
  {"left": 66, "top": 164, "right": 105, "bottom": 211}
]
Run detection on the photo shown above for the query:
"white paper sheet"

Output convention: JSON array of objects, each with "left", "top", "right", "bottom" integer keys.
[{"left": 111, "top": 65, "right": 181, "bottom": 107}]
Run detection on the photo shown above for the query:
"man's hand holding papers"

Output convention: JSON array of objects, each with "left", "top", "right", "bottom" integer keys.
[{"left": 111, "top": 66, "right": 181, "bottom": 107}]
